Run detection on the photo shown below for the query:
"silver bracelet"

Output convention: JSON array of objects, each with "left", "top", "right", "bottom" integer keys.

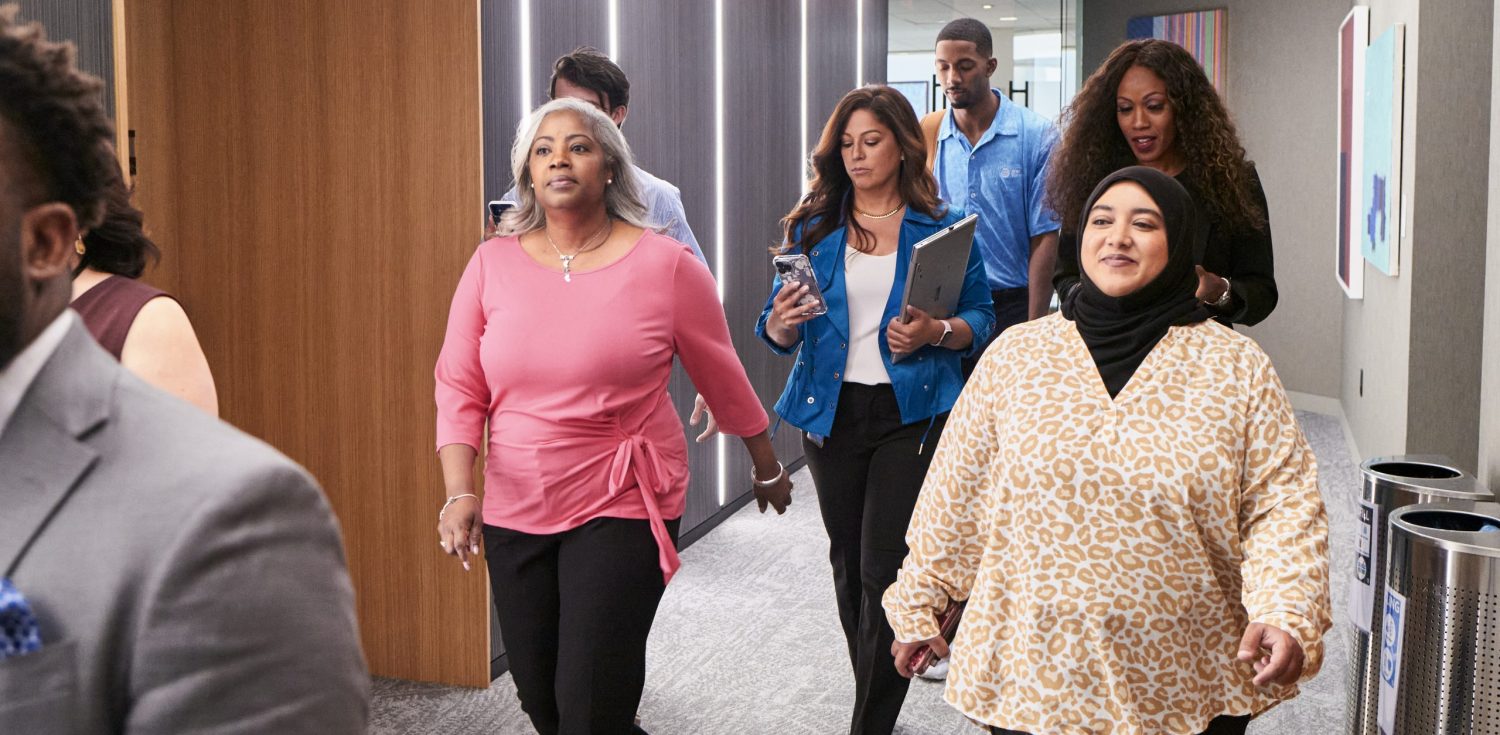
[
  {"left": 751, "top": 462, "right": 786, "bottom": 488},
  {"left": 439, "top": 493, "right": 478, "bottom": 520}
]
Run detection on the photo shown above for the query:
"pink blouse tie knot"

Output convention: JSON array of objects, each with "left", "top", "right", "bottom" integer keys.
[{"left": 609, "top": 431, "right": 681, "bottom": 584}]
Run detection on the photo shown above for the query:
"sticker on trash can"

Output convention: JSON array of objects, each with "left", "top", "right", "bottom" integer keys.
[
  {"left": 1351, "top": 500, "right": 1380, "bottom": 633},
  {"left": 1377, "top": 585, "right": 1407, "bottom": 734}
]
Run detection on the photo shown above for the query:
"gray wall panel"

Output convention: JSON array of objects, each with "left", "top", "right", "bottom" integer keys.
[
  {"left": 862, "top": 0, "right": 889, "bottom": 85},
  {"left": 1406, "top": 0, "right": 1491, "bottom": 471},
  {"left": 529, "top": 0, "right": 608, "bottom": 109},
  {"left": 724, "top": 0, "right": 804, "bottom": 514},
  {"left": 810, "top": 0, "right": 859, "bottom": 161},
  {"left": 619, "top": 0, "right": 721, "bottom": 528},
  {"left": 1483, "top": 0, "right": 1500, "bottom": 493},
  {"left": 16, "top": 0, "right": 115, "bottom": 124},
  {"left": 482, "top": 0, "right": 522, "bottom": 202}
]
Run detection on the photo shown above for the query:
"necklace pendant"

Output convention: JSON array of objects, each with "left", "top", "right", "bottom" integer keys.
[{"left": 560, "top": 254, "right": 574, "bottom": 282}]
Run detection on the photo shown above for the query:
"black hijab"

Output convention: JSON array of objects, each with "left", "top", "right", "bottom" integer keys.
[{"left": 1060, "top": 166, "right": 1211, "bottom": 398}]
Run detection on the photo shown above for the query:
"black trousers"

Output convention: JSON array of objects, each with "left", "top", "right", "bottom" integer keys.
[
  {"left": 484, "top": 516, "right": 680, "bottom": 735},
  {"left": 962, "top": 286, "right": 1030, "bottom": 379},
  {"left": 803, "top": 383, "right": 947, "bottom": 735},
  {"left": 991, "top": 714, "right": 1251, "bottom": 735}
]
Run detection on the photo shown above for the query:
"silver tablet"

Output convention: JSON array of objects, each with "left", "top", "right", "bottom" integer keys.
[{"left": 892, "top": 213, "right": 979, "bottom": 362}]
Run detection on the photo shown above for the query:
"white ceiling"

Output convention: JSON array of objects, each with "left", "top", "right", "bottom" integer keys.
[{"left": 888, "top": 0, "right": 1071, "bottom": 53}]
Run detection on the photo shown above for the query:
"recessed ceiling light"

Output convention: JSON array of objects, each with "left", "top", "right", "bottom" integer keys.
[
  {"left": 998, "top": 16, "right": 1018, "bottom": 21},
  {"left": 982, "top": 4, "right": 992, "bottom": 8}
]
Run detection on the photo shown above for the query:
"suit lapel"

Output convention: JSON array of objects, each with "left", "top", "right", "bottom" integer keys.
[{"left": 0, "top": 322, "right": 113, "bottom": 577}]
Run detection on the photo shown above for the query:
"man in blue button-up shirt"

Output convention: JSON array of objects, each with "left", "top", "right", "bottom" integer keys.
[{"left": 929, "top": 19, "right": 1059, "bottom": 375}]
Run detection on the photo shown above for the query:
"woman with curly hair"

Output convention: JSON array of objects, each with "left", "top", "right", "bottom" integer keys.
[{"left": 1049, "top": 39, "right": 1276, "bottom": 326}]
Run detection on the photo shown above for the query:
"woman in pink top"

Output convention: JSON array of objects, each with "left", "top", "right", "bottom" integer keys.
[{"left": 433, "top": 98, "right": 793, "bottom": 734}]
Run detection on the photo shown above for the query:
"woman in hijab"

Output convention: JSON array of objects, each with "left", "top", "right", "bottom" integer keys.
[{"left": 882, "top": 167, "right": 1330, "bottom": 735}]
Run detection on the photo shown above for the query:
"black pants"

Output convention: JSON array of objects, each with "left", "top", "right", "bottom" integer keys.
[
  {"left": 991, "top": 714, "right": 1251, "bottom": 735},
  {"left": 962, "top": 286, "right": 1030, "bottom": 379},
  {"left": 484, "top": 516, "right": 680, "bottom": 735},
  {"left": 803, "top": 383, "right": 947, "bottom": 735}
]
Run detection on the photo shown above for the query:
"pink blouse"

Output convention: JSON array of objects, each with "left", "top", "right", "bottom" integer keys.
[{"left": 435, "top": 231, "right": 769, "bottom": 582}]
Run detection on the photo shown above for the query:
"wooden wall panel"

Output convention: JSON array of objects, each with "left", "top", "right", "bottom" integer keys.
[
  {"left": 123, "top": 0, "right": 179, "bottom": 295},
  {"left": 132, "top": 0, "right": 490, "bottom": 687}
]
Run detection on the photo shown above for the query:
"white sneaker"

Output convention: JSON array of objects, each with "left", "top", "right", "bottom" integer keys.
[{"left": 916, "top": 657, "right": 949, "bottom": 680}]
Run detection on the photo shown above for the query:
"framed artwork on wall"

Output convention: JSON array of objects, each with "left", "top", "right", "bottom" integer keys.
[
  {"left": 1362, "top": 23, "right": 1405, "bottom": 277},
  {"left": 1126, "top": 9, "right": 1227, "bottom": 94},
  {"left": 1337, "top": 7, "right": 1369, "bottom": 298}
]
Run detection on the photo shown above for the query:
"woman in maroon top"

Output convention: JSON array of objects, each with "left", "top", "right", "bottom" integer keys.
[{"left": 70, "top": 175, "right": 218, "bottom": 414}]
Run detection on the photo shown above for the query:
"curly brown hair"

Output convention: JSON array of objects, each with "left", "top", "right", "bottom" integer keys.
[
  {"left": 1046, "top": 39, "right": 1264, "bottom": 235},
  {"left": 0, "top": 4, "right": 119, "bottom": 231},
  {"left": 780, "top": 86, "right": 945, "bottom": 253}
]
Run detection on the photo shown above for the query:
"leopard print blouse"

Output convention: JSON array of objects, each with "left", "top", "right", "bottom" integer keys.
[{"left": 883, "top": 314, "right": 1331, "bottom": 734}]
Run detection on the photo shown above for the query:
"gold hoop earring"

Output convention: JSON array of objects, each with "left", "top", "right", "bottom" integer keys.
[{"left": 75, "top": 236, "right": 86, "bottom": 256}]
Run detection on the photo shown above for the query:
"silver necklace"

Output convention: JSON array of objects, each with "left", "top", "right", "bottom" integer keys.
[{"left": 544, "top": 218, "right": 613, "bottom": 282}]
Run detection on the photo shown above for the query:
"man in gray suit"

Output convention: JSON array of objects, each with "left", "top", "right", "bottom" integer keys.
[{"left": 0, "top": 7, "right": 369, "bottom": 732}]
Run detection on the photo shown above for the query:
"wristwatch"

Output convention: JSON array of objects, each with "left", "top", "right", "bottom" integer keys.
[
  {"left": 931, "top": 319, "right": 953, "bottom": 347},
  {"left": 1211, "top": 278, "right": 1233, "bottom": 309}
]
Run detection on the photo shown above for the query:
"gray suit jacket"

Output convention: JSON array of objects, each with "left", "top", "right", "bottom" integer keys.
[{"left": 0, "top": 320, "right": 369, "bottom": 733}]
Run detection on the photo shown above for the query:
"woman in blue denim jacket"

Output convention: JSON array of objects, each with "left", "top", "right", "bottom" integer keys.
[{"left": 755, "top": 86, "right": 994, "bottom": 735}]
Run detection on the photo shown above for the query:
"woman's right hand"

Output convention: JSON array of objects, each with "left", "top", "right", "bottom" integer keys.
[
  {"left": 766, "top": 281, "right": 818, "bottom": 346},
  {"left": 437, "top": 496, "right": 483, "bottom": 571},
  {"left": 892, "top": 635, "right": 949, "bottom": 678},
  {"left": 752, "top": 468, "right": 794, "bottom": 515}
]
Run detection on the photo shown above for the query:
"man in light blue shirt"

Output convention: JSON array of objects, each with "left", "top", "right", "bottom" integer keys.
[
  {"left": 930, "top": 19, "right": 1059, "bottom": 375},
  {"left": 503, "top": 47, "right": 704, "bottom": 263}
]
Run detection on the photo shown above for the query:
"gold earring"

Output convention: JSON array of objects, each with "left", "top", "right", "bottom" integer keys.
[{"left": 75, "top": 236, "right": 85, "bottom": 256}]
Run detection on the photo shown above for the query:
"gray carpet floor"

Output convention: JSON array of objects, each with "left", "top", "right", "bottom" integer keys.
[{"left": 372, "top": 410, "right": 1358, "bottom": 734}]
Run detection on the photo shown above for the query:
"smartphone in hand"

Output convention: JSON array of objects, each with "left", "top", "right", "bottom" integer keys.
[
  {"left": 488, "top": 200, "right": 516, "bottom": 222},
  {"left": 911, "top": 600, "right": 966, "bottom": 675},
  {"left": 772, "top": 253, "right": 828, "bottom": 317}
]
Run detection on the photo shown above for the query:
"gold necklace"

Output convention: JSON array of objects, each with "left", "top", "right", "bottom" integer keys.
[
  {"left": 854, "top": 202, "right": 905, "bottom": 219},
  {"left": 544, "top": 217, "right": 613, "bottom": 282}
]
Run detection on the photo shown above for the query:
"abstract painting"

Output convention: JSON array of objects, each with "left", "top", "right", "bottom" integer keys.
[
  {"left": 1127, "top": 9, "right": 1227, "bottom": 93},
  {"left": 1337, "top": 7, "right": 1368, "bottom": 298},
  {"left": 1362, "top": 23, "right": 1404, "bottom": 276}
]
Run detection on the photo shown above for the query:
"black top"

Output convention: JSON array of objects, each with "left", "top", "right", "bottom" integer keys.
[{"left": 1053, "top": 163, "right": 1276, "bottom": 327}]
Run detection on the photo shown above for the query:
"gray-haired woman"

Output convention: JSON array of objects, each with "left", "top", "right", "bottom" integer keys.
[{"left": 433, "top": 98, "right": 793, "bottom": 734}]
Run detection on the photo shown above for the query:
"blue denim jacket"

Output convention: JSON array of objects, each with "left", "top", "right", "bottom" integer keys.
[{"left": 755, "top": 208, "right": 995, "bottom": 438}]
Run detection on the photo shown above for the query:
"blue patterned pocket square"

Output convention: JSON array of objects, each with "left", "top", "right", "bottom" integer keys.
[{"left": 0, "top": 578, "right": 42, "bottom": 660}]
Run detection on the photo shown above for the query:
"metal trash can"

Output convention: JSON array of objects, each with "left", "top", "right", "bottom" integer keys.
[
  {"left": 1349, "top": 456, "right": 1493, "bottom": 735},
  {"left": 1376, "top": 501, "right": 1500, "bottom": 734}
]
